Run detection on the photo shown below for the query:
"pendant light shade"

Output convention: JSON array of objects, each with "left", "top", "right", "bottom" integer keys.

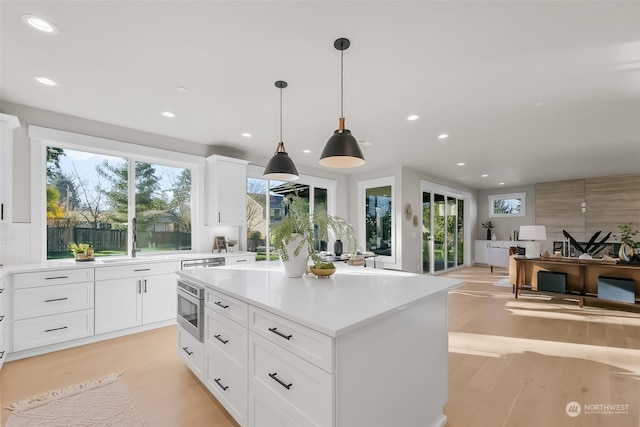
[
  {"left": 319, "top": 38, "right": 365, "bottom": 169},
  {"left": 264, "top": 80, "right": 299, "bottom": 181}
]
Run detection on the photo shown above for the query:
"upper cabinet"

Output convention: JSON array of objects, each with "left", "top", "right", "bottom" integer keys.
[
  {"left": 207, "top": 155, "right": 249, "bottom": 226},
  {"left": 0, "top": 114, "right": 20, "bottom": 224}
]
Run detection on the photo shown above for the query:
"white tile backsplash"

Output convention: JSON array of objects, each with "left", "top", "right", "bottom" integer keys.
[{"left": 0, "top": 223, "right": 32, "bottom": 265}]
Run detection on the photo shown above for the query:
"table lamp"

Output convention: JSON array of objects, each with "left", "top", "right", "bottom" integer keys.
[{"left": 519, "top": 225, "right": 547, "bottom": 258}]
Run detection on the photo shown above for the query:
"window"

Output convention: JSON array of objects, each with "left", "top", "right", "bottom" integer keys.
[
  {"left": 31, "top": 126, "right": 203, "bottom": 261},
  {"left": 45, "top": 147, "right": 192, "bottom": 259},
  {"left": 489, "top": 192, "right": 526, "bottom": 217},
  {"left": 246, "top": 165, "right": 336, "bottom": 261},
  {"left": 358, "top": 177, "right": 395, "bottom": 263}
]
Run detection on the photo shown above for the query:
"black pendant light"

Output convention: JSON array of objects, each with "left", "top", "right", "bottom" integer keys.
[
  {"left": 319, "top": 38, "right": 365, "bottom": 168},
  {"left": 264, "top": 80, "right": 299, "bottom": 181}
]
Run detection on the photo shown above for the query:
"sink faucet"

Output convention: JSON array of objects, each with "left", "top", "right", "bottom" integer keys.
[{"left": 131, "top": 217, "right": 139, "bottom": 258}]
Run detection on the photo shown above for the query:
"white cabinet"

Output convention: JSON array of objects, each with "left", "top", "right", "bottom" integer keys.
[
  {"left": 178, "top": 326, "right": 204, "bottom": 379},
  {"left": 12, "top": 268, "right": 96, "bottom": 352},
  {"left": 0, "top": 114, "right": 20, "bottom": 224},
  {"left": 474, "top": 240, "right": 518, "bottom": 264},
  {"left": 207, "top": 155, "right": 248, "bottom": 226},
  {"left": 224, "top": 253, "right": 256, "bottom": 266},
  {"left": 0, "top": 276, "right": 6, "bottom": 370},
  {"left": 94, "top": 262, "right": 178, "bottom": 334}
]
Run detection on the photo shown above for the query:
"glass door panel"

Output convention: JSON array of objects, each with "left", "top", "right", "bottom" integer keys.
[
  {"left": 422, "top": 192, "right": 431, "bottom": 273},
  {"left": 433, "top": 194, "right": 446, "bottom": 272}
]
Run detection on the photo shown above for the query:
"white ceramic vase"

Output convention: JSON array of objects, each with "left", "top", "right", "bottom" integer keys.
[{"left": 281, "top": 234, "right": 309, "bottom": 278}]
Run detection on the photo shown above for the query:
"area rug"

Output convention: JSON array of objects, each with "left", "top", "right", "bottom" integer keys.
[{"left": 6, "top": 372, "right": 146, "bottom": 426}]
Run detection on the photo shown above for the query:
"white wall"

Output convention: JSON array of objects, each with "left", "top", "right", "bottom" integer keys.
[{"left": 476, "top": 184, "right": 536, "bottom": 242}]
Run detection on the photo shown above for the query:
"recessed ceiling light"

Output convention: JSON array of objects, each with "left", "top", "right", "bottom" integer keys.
[
  {"left": 161, "top": 111, "right": 175, "bottom": 118},
  {"left": 457, "top": 162, "right": 465, "bottom": 166},
  {"left": 357, "top": 138, "right": 373, "bottom": 147},
  {"left": 22, "top": 14, "right": 58, "bottom": 34},
  {"left": 177, "top": 86, "right": 187, "bottom": 92},
  {"left": 303, "top": 149, "right": 311, "bottom": 154},
  {"left": 33, "top": 75, "right": 59, "bottom": 86},
  {"left": 407, "top": 115, "right": 419, "bottom": 121},
  {"left": 535, "top": 101, "right": 545, "bottom": 106},
  {"left": 499, "top": 182, "right": 505, "bottom": 185},
  {"left": 438, "top": 134, "right": 449, "bottom": 140},
  {"left": 481, "top": 174, "right": 488, "bottom": 178},
  {"left": 241, "top": 133, "right": 252, "bottom": 138}
]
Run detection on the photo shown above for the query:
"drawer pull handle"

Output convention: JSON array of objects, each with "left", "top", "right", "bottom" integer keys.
[
  {"left": 235, "top": 259, "right": 247, "bottom": 263},
  {"left": 214, "top": 334, "right": 229, "bottom": 344},
  {"left": 214, "top": 378, "right": 229, "bottom": 391},
  {"left": 44, "top": 297, "right": 69, "bottom": 303},
  {"left": 134, "top": 268, "right": 151, "bottom": 272},
  {"left": 182, "top": 346, "right": 193, "bottom": 356},
  {"left": 44, "top": 326, "right": 68, "bottom": 333},
  {"left": 45, "top": 276, "right": 69, "bottom": 280},
  {"left": 268, "top": 327, "right": 292, "bottom": 340},
  {"left": 269, "top": 372, "right": 292, "bottom": 390},
  {"left": 214, "top": 301, "right": 229, "bottom": 309}
]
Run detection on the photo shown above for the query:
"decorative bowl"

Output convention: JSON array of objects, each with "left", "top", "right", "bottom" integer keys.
[{"left": 309, "top": 267, "right": 336, "bottom": 278}]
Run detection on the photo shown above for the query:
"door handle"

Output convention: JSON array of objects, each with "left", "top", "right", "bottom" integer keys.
[{"left": 144, "top": 279, "right": 147, "bottom": 293}]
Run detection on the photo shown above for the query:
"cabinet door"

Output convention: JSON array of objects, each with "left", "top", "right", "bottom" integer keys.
[
  {"left": 95, "top": 278, "right": 142, "bottom": 334},
  {"left": 0, "top": 114, "right": 20, "bottom": 224},
  {"left": 142, "top": 273, "right": 177, "bottom": 324},
  {"left": 208, "top": 156, "right": 248, "bottom": 226}
]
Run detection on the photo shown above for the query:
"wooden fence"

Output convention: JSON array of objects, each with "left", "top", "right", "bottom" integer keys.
[{"left": 47, "top": 227, "right": 191, "bottom": 257}]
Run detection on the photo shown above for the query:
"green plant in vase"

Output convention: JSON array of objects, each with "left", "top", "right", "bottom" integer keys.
[
  {"left": 616, "top": 223, "right": 638, "bottom": 262},
  {"left": 481, "top": 221, "right": 494, "bottom": 240}
]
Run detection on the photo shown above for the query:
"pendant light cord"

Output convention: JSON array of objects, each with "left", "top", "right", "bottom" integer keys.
[
  {"left": 280, "top": 86, "right": 283, "bottom": 143},
  {"left": 340, "top": 49, "right": 344, "bottom": 118}
]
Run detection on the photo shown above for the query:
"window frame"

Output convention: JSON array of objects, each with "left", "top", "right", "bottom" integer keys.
[
  {"left": 29, "top": 125, "right": 205, "bottom": 262},
  {"left": 358, "top": 176, "right": 396, "bottom": 264},
  {"left": 488, "top": 192, "right": 526, "bottom": 217},
  {"left": 246, "top": 165, "right": 337, "bottom": 261}
]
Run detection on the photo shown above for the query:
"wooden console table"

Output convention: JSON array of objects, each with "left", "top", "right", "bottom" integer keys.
[{"left": 513, "top": 256, "right": 640, "bottom": 308}]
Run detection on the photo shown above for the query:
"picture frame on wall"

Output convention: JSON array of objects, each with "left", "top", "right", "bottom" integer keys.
[{"left": 213, "top": 236, "right": 227, "bottom": 253}]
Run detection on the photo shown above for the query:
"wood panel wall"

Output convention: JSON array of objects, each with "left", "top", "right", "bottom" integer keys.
[
  {"left": 535, "top": 173, "right": 640, "bottom": 243},
  {"left": 535, "top": 179, "right": 586, "bottom": 242}
]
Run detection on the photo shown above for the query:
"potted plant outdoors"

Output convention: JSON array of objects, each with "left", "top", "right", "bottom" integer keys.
[
  {"left": 482, "top": 221, "right": 494, "bottom": 240},
  {"left": 616, "top": 223, "right": 638, "bottom": 262}
]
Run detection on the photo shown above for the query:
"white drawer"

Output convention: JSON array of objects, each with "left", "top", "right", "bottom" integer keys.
[
  {"left": 249, "top": 333, "right": 333, "bottom": 427},
  {"left": 14, "top": 282, "right": 94, "bottom": 320},
  {"left": 205, "top": 345, "right": 247, "bottom": 426},
  {"left": 205, "top": 287, "right": 248, "bottom": 327},
  {"left": 178, "top": 326, "right": 204, "bottom": 380},
  {"left": 95, "top": 261, "right": 178, "bottom": 281},
  {"left": 249, "top": 306, "right": 333, "bottom": 373},
  {"left": 13, "top": 268, "right": 94, "bottom": 289},
  {"left": 249, "top": 385, "right": 301, "bottom": 427},
  {"left": 205, "top": 307, "right": 247, "bottom": 376},
  {"left": 13, "top": 309, "right": 94, "bottom": 351},
  {"left": 225, "top": 255, "right": 255, "bottom": 265}
]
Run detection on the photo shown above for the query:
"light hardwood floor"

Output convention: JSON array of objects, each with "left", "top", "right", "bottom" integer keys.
[{"left": 1, "top": 266, "right": 639, "bottom": 426}]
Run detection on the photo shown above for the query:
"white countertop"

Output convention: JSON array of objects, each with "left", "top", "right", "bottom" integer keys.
[
  {"left": 177, "top": 262, "right": 463, "bottom": 338},
  {"left": 0, "top": 251, "right": 254, "bottom": 277}
]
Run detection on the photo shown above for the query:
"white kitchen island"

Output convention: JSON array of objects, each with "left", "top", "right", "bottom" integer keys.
[{"left": 176, "top": 263, "right": 462, "bottom": 427}]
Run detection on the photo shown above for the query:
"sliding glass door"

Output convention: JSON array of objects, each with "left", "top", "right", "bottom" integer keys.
[{"left": 422, "top": 182, "right": 468, "bottom": 274}]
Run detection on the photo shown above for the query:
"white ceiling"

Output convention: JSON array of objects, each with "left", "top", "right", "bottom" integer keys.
[{"left": 1, "top": 1, "right": 639, "bottom": 189}]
